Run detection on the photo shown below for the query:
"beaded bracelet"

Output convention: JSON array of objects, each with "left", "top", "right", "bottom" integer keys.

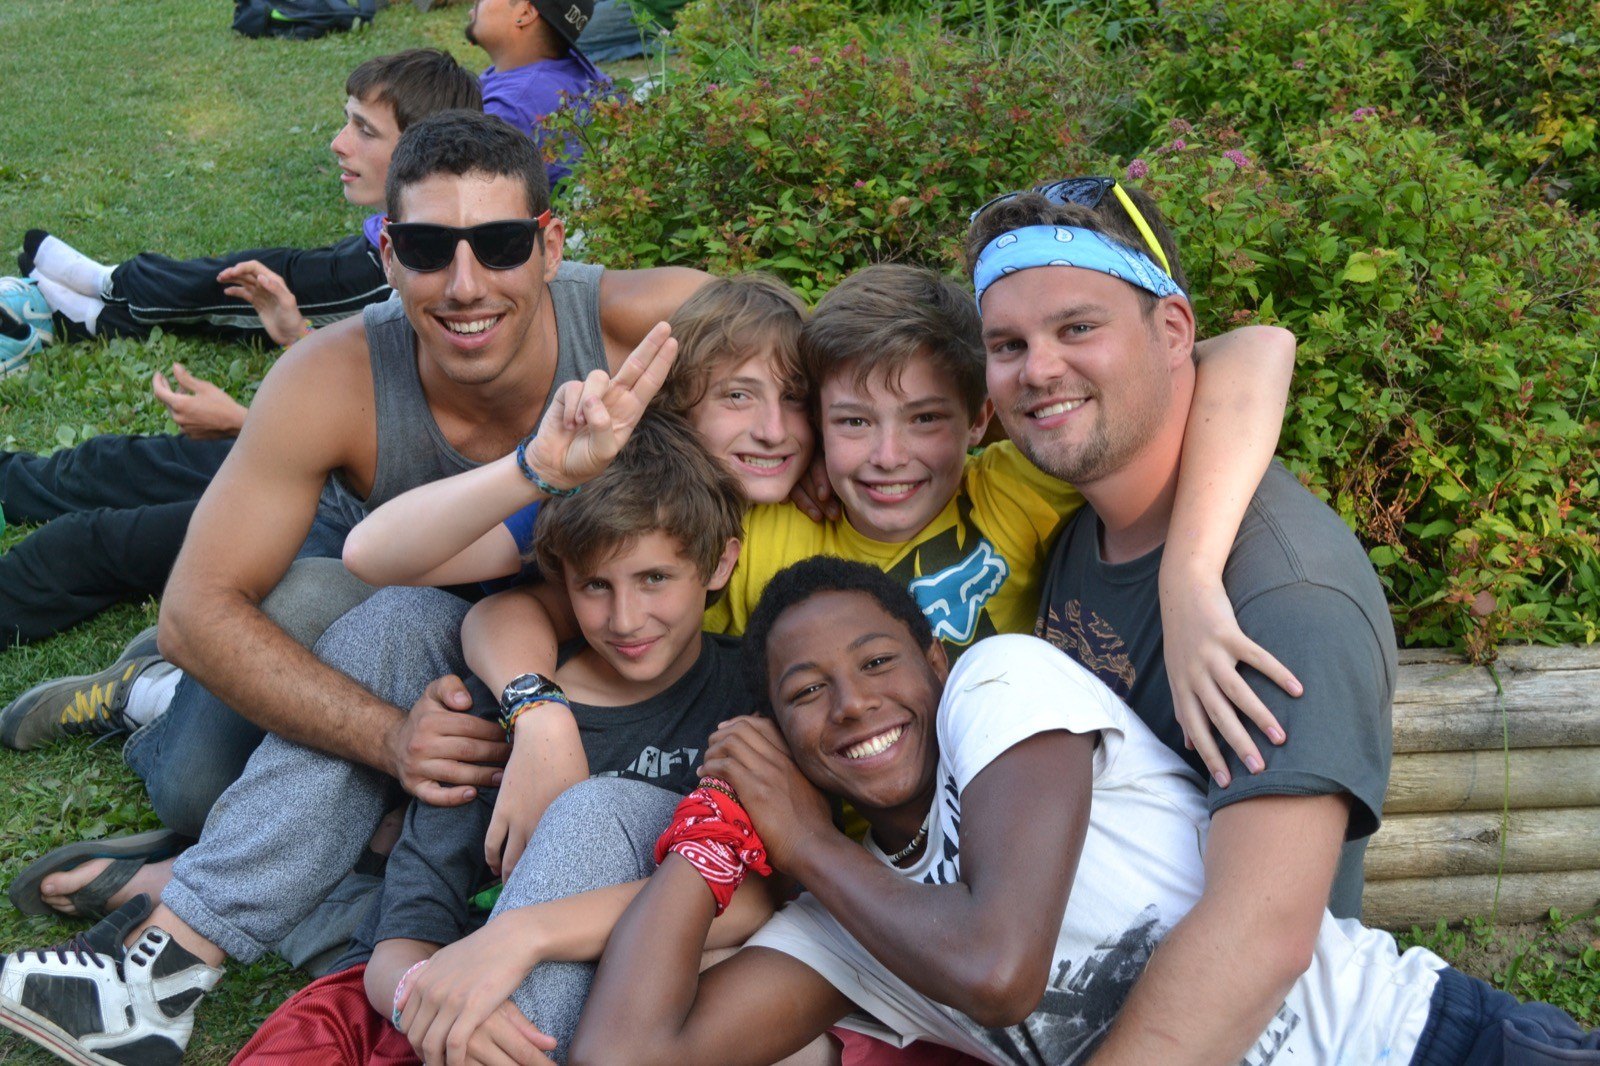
[
  {"left": 514, "top": 434, "right": 580, "bottom": 498},
  {"left": 502, "top": 693, "right": 573, "bottom": 741},
  {"left": 391, "top": 959, "right": 429, "bottom": 1030},
  {"left": 697, "top": 776, "right": 739, "bottom": 803}
]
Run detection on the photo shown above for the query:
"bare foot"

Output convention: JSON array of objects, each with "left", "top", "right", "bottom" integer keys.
[{"left": 39, "top": 856, "right": 177, "bottom": 918}]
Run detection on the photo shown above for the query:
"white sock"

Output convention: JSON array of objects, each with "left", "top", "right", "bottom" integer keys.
[
  {"left": 32, "top": 235, "right": 113, "bottom": 297},
  {"left": 32, "top": 273, "right": 101, "bottom": 333},
  {"left": 124, "top": 663, "right": 181, "bottom": 727}
]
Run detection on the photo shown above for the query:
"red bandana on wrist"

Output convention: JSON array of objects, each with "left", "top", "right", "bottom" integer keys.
[{"left": 654, "top": 784, "right": 774, "bottom": 916}]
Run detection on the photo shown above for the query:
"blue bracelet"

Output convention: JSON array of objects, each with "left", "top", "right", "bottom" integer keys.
[{"left": 515, "top": 434, "right": 580, "bottom": 498}]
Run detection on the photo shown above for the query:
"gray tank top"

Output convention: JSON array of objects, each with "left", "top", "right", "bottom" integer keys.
[{"left": 318, "top": 260, "right": 607, "bottom": 532}]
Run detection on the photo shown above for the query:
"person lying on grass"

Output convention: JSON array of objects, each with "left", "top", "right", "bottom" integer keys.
[
  {"left": 0, "top": 50, "right": 485, "bottom": 650},
  {"left": 231, "top": 412, "right": 810, "bottom": 1066},
  {"left": 568, "top": 556, "right": 1600, "bottom": 1066}
]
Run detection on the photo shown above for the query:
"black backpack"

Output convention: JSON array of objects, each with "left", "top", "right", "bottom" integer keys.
[{"left": 232, "top": 0, "right": 378, "bottom": 40}]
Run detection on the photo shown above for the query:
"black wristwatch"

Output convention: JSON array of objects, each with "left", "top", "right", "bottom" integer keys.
[{"left": 498, "top": 672, "right": 566, "bottom": 734}]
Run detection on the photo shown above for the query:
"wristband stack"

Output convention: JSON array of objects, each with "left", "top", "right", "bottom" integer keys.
[
  {"left": 499, "top": 692, "right": 572, "bottom": 741},
  {"left": 653, "top": 777, "right": 772, "bottom": 916}
]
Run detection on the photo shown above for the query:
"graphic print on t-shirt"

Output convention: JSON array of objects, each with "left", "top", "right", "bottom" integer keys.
[
  {"left": 985, "top": 907, "right": 1168, "bottom": 1063},
  {"left": 890, "top": 496, "right": 1009, "bottom": 650},
  {"left": 1037, "top": 598, "right": 1136, "bottom": 700},
  {"left": 595, "top": 745, "right": 701, "bottom": 784}
]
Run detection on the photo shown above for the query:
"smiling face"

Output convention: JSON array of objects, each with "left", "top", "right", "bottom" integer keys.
[
  {"left": 686, "top": 350, "right": 814, "bottom": 505},
  {"left": 820, "top": 359, "right": 990, "bottom": 543},
  {"left": 766, "top": 589, "right": 947, "bottom": 828},
  {"left": 981, "top": 266, "right": 1181, "bottom": 487},
  {"left": 382, "top": 170, "right": 564, "bottom": 388},
  {"left": 565, "top": 529, "right": 738, "bottom": 692},
  {"left": 329, "top": 94, "right": 401, "bottom": 208}
]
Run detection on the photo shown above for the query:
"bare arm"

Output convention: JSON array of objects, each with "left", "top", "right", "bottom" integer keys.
[
  {"left": 1164, "top": 325, "right": 1305, "bottom": 782},
  {"left": 727, "top": 724, "right": 1093, "bottom": 1024},
  {"left": 1087, "top": 793, "right": 1349, "bottom": 1066},
  {"left": 461, "top": 583, "right": 580, "bottom": 696},
  {"left": 572, "top": 858, "right": 853, "bottom": 1066},
  {"left": 343, "top": 323, "right": 682, "bottom": 588},
  {"left": 400, "top": 870, "right": 779, "bottom": 1066},
  {"left": 158, "top": 327, "right": 411, "bottom": 769},
  {"left": 341, "top": 455, "right": 538, "bottom": 587},
  {"left": 597, "top": 266, "right": 711, "bottom": 368}
]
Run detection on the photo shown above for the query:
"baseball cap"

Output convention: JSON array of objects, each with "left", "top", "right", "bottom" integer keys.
[{"left": 530, "top": 0, "right": 594, "bottom": 49}]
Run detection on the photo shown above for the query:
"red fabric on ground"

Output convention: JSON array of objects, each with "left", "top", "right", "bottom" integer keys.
[
  {"left": 231, "top": 963, "right": 420, "bottom": 1066},
  {"left": 833, "top": 1029, "right": 989, "bottom": 1066}
]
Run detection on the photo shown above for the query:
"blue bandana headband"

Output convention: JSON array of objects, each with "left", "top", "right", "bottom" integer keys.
[{"left": 973, "top": 225, "right": 1187, "bottom": 307}]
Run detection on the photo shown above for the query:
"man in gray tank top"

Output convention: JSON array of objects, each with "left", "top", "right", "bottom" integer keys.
[{"left": 7, "top": 112, "right": 706, "bottom": 939}]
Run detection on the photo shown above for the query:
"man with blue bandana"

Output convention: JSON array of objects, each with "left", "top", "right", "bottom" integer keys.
[{"left": 965, "top": 181, "right": 1397, "bottom": 1065}]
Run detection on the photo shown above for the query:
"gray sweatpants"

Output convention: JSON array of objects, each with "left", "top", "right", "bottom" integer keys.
[
  {"left": 162, "top": 586, "right": 473, "bottom": 963},
  {"left": 493, "top": 776, "right": 680, "bottom": 1063}
]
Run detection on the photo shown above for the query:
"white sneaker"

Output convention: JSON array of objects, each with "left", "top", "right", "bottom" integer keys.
[{"left": 0, "top": 895, "right": 222, "bottom": 1065}]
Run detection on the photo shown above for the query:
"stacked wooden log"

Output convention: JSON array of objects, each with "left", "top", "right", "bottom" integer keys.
[{"left": 1362, "top": 645, "right": 1600, "bottom": 929}]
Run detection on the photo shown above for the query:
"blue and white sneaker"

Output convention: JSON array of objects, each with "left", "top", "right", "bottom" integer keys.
[
  {"left": 0, "top": 322, "right": 44, "bottom": 379},
  {"left": 0, "top": 276, "right": 54, "bottom": 346}
]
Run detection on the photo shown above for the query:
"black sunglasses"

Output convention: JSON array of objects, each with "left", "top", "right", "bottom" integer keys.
[
  {"left": 969, "top": 176, "right": 1174, "bottom": 277},
  {"left": 385, "top": 210, "right": 553, "bottom": 272}
]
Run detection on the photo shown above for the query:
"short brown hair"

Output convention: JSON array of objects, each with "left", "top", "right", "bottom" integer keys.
[
  {"left": 346, "top": 49, "right": 483, "bottom": 133},
  {"left": 962, "top": 184, "right": 1189, "bottom": 307},
  {"left": 533, "top": 412, "right": 746, "bottom": 588},
  {"left": 656, "top": 274, "right": 808, "bottom": 417},
  {"left": 800, "top": 264, "right": 986, "bottom": 420}
]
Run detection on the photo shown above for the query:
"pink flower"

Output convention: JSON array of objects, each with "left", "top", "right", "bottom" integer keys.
[
  {"left": 809, "top": 55, "right": 821, "bottom": 65},
  {"left": 1171, "top": 138, "right": 1187, "bottom": 151},
  {"left": 706, "top": 82, "right": 720, "bottom": 91},
  {"left": 787, "top": 45, "right": 803, "bottom": 56},
  {"left": 854, "top": 179, "right": 867, "bottom": 188},
  {"left": 1352, "top": 107, "right": 1377, "bottom": 122},
  {"left": 1292, "top": 58, "right": 1307, "bottom": 70},
  {"left": 1126, "top": 159, "right": 1149, "bottom": 180},
  {"left": 1169, "top": 118, "right": 1193, "bottom": 134},
  {"left": 1222, "top": 149, "right": 1252, "bottom": 169}
]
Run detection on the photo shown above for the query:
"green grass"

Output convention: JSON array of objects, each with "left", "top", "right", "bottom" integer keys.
[
  {"left": 0, "top": 2, "right": 516, "bottom": 1059},
  {"left": 0, "top": 0, "right": 1594, "bottom": 1061}
]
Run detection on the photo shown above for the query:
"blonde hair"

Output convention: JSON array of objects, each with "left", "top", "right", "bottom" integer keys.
[{"left": 655, "top": 274, "right": 809, "bottom": 416}]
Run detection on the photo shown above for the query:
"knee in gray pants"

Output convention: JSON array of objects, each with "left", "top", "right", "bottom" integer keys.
[{"left": 493, "top": 778, "right": 682, "bottom": 1063}]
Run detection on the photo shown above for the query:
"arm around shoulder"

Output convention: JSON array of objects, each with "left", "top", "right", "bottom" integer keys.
[{"left": 597, "top": 266, "right": 712, "bottom": 363}]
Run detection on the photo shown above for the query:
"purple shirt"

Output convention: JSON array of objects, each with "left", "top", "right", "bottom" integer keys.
[{"left": 364, "top": 53, "right": 611, "bottom": 247}]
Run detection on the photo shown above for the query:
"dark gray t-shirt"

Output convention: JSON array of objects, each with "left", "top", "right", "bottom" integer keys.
[
  {"left": 344, "top": 633, "right": 748, "bottom": 959},
  {"left": 1036, "top": 462, "right": 1396, "bottom": 917}
]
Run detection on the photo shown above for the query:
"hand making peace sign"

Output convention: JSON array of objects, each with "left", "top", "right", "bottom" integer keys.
[{"left": 520, "top": 321, "right": 679, "bottom": 493}]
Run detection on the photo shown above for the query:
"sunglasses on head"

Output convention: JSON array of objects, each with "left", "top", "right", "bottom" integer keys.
[
  {"left": 384, "top": 210, "right": 553, "bottom": 273},
  {"left": 969, "top": 176, "right": 1174, "bottom": 277}
]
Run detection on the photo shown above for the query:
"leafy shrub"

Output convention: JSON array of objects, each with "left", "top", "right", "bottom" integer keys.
[
  {"left": 1128, "top": 0, "right": 1600, "bottom": 209},
  {"left": 559, "top": 8, "right": 1119, "bottom": 297},
  {"left": 1139, "top": 116, "right": 1600, "bottom": 654},
  {"left": 563, "top": 1, "right": 1599, "bottom": 654}
]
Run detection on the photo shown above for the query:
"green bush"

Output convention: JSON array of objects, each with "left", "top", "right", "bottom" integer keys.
[
  {"left": 1129, "top": 0, "right": 1600, "bottom": 209},
  {"left": 563, "top": 0, "right": 1599, "bottom": 655},
  {"left": 1139, "top": 116, "right": 1600, "bottom": 654},
  {"left": 558, "top": 8, "right": 1121, "bottom": 297}
]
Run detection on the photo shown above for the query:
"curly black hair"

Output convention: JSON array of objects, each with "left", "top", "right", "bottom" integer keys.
[{"left": 743, "top": 556, "right": 934, "bottom": 715}]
